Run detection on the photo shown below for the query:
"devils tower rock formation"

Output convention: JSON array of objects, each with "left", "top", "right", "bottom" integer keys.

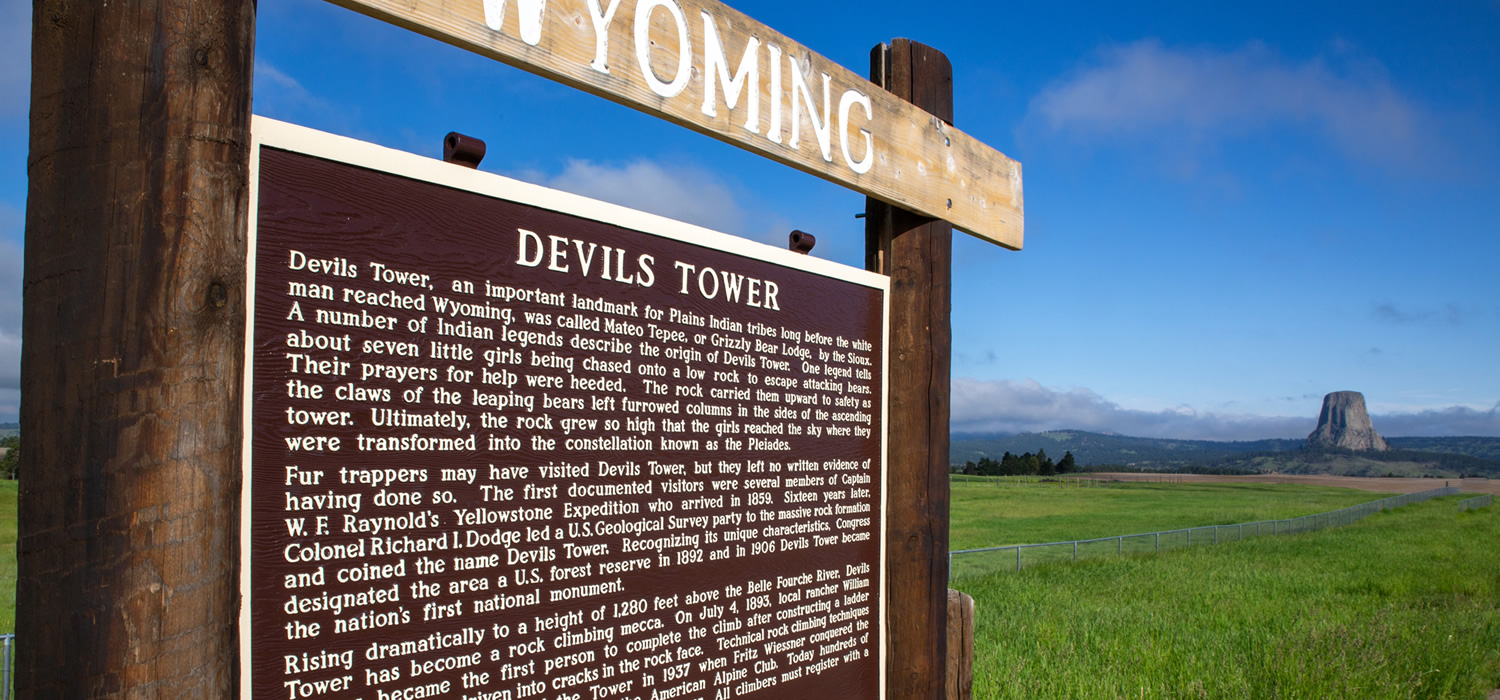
[{"left": 1306, "top": 391, "right": 1388, "bottom": 451}]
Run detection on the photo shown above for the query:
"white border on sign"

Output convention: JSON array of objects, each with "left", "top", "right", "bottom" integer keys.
[{"left": 240, "top": 115, "right": 891, "bottom": 699}]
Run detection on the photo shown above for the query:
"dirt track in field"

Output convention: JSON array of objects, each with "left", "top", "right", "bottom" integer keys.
[{"left": 1089, "top": 473, "right": 1500, "bottom": 496}]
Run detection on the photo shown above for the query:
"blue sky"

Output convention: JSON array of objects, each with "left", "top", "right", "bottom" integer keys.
[{"left": 2, "top": 0, "right": 1498, "bottom": 439}]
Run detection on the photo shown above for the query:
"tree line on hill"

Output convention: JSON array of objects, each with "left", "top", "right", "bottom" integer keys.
[
  {"left": 950, "top": 431, "right": 1500, "bottom": 478},
  {"left": 958, "top": 449, "right": 1076, "bottom": 476},
  {"left": 1201, "top": 446, "right": 1500, "bottom": 478}
]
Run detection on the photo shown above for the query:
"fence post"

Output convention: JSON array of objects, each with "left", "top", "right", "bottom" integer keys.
[
  {"left": 1016, "top": 547, "right": 1021, "bottom": 572},
  {"left": 946, "top": 590, "right": 975, "bottom": 700},
  {"left": 2, "top": 634, "right": 11, "bottom": 700},
  {"left": 1155, "top": 533, "right": 1159, "bottom": 552}
]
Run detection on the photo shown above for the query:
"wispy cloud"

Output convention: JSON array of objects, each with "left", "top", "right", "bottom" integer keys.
[
  {"left": 956, "top": 350, "right": 1000, "bottom": 366},
  {"left": 0, "top": 200, "right": 18, "bottom": 238},
  {"left": 0, "top": 205, "right": 19, "bottom": 400},
  {"left": 1027, "top": 39, "right": 1455, "bottom": 174},
  {"left": 0, "top": 327, "right": 16, "bottom": 390},
  {"left": 253, "top": 59, "right": 346, "bottom": 129},
  {"left": 0, "top": 232, "right": 20, "bottom": 422},
  {"left": 516, "top": 159, "right": 787, "bottom": 246},
  {"left": 1375, "top": 403, "right": 1500, "bottom": 437},
  {"left": 952, "top": 377, "right": 1500, "bottom": 440},
  {"left": 0, "top": 0, "right": 29, "bottom": 119},
  {"left": 952, "top": 377, "right": 1312, "bottom": 441},
  {"left": 1373, "top": 300, "right": 1465, "bottom": 326}
]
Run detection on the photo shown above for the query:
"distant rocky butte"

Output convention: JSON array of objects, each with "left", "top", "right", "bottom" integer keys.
[{"left": 1306, "top": 391, "right": 1388, "bottom": 452}]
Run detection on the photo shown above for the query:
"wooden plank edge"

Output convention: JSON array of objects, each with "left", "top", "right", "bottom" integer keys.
[{"left": 321, "top": 0, "right": 1023, "bottom": 250}]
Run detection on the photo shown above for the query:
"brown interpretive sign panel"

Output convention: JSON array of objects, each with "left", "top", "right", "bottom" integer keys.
[{"left": 242, "top": 118, "right": 889, "bottom": 700}]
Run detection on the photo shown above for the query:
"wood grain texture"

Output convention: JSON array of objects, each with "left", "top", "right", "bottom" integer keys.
[
  {"left": 868, "top": 39, "right": 953, "bottom": 700},
  {"left": 946, "top": 589, "right": 975, "bottom": 700},
  {"left": 20, "top": 0, "right": 253, "bottom": 694},
  {"left": 325, "top": 0, "right": 1023, "bottom": 249}
]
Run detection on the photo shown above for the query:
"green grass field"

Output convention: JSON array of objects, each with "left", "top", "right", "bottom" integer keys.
[
  {"left": 0, "top": 479, "right": 1494, "bottom": 696},
  {"left": 951, "top": 482, "right": 1500, "bottom": 698},
  {"left": 951, "top": 476, "right": 1383, "bottom": 550},
  {"left": 0, "top": 480, "right": 13, "bottom": 634}
]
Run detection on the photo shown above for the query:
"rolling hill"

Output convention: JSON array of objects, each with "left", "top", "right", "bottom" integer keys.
[{"left": 951, "top": 430, "right": 1500, "bottom": 478}]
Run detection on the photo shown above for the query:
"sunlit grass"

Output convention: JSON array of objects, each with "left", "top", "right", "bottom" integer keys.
[
  {"left": 950, "top": 477, "right": 1379, "bottom": 550},
  {"left": 0, "top": 479, "right": 13, "bottom": 635},
  {"left": 952, "top": 496, "right": 1500, "bottom": 698}
]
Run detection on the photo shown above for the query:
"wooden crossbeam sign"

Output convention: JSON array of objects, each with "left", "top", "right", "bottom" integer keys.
[{"left": 327, "top": 0, "right": 1024, "bottom": 249}]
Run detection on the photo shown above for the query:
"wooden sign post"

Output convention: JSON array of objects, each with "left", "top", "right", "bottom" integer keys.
[
  {"left": 21, "top": 1, "right": 1017, "bottom": 698},
  {"left": 866, "top": 39, "right": 954, "bottom": 700},
  {"left": 20, "top": 0, "right": 255, "bottom": 694}
]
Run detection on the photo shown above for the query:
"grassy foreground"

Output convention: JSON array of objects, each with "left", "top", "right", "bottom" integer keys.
[
  {"left": 952, "top": 497, "right": 1500, "bottom": 699},
  {"left": 0, "top": 478, "right": 1491, "bottom": 696},
  {"left": 951, "top": 477, "right": 1381, "bottom": 550},
  {"left": 0, "top": 480, "right": 12, "bottom": 634}
]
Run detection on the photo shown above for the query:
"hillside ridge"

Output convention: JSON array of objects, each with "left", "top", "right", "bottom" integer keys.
[{"left": 951, "top": 430, "right": 1500, "bottom": 478}]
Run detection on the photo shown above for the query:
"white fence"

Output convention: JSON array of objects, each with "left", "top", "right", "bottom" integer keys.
[{"left": 1458, "top": 494, "right": 1493, "bottom": 512}]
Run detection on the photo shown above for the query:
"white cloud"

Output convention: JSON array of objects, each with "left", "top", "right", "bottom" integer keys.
[
  {"left": 520, "top": 159, "right": 760, "bottom": 241},
  {"left": 1374, "top": 404, "right": 1500, "bottom": 438},
  {"left": 0, "top": 235, "right": 17, "bottom": 422},
  {"left": 0, "top": 200, "right": 18, "bottom": 238},
  {"left": 1372, "top": 300, "right": 1466, "bottom": 326},
  {"left": 0, "top": 215, "right": 18, "bottom": 399},
  {"left": 1028, "top": 39, "right": 1446, "bottom": 172},
  {"left": 0, "top": 326, "right": 16, "bottom": 391},
  {"left": 253, "top": 59, "right": 343, "bottom": 128},
  {"left": 952, "top": 377, "right": 1313, "bottom": 441},
  {"left": 516, "top": 157, "right": 865, "bottom": 265},
  {"left": 952, "top": 377, "right": 1500, "bottom": 440},
  {"left": 0, "top": 236, "right": 18, "bottom": 327},
  {"left": 0, "top": 388, "right": 15, "bottom": 424},
  {"left": 0, "top": 0, "right": 29, "bottom": 118}
]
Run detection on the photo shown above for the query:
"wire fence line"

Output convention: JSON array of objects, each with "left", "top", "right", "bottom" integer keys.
[
  {"left": 1458, "top": 494, "right": 1493, "bottom": 512},
  {"left": 949, "top": 486, "right": 1461, "bottom": 580}
]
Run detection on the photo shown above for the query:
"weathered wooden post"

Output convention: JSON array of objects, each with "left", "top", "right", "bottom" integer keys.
[
  {"left": 866, "top": 38, "right": 955, "bottom": 699},
  {"left": 945, "top": 589, "right": 974, "bottom": 699},
  {"left": 20, "top": 0, "right": 255, "bottom": 693},
  {"left": 21, "top": 1, "right": 1020, "bottom": 696}
]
